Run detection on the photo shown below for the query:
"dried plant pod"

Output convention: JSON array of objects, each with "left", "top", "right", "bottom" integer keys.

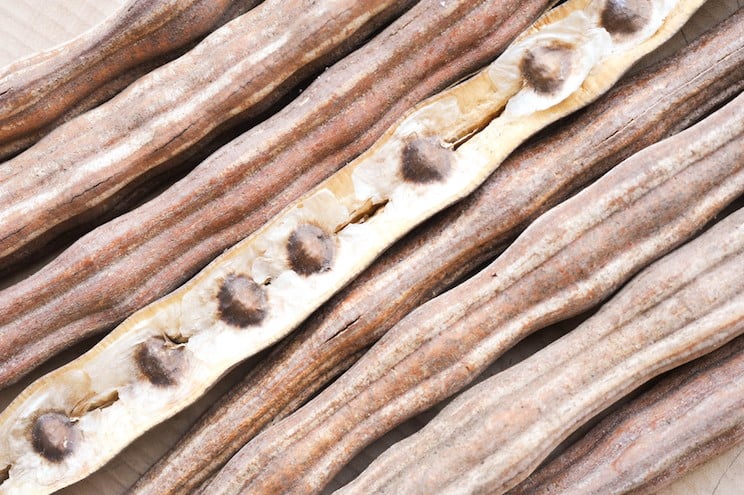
[
  {"left": 509, "top": 332, "right": 744, "bottom": 495},
  {"left": 0, "top": 0, "right": 410, "bottom": 271},
  {"left": 0, "top": 0, "right": 555, "bottom": 389},
  {"left": 0, "top": 0, "right": 261, "bottom": 161},
  {"left": 346, "top": 200, "right": 744, "bottom": 495},
  {"left": 0, "top": 0, "right": 708, "bottom": 492},
  {"left": 204, "top": 90, "right": 744, "bottom": 495},
  {"left": 132, "top": 10, "right": 744, "bottom": 495}
]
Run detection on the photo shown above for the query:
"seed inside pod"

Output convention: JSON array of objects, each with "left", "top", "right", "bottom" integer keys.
[
  {"left": 520, "top": 41, "right": 575, "bottom": 94},
  {"left": 0, "top": 464, "right": 9, "bottom": 484},
  {"left": 218, "top": 274, "right": 268, "bottom": 327},
  {"left": 135, "top": 337, "right": 187, "bottom": 387},
  {"left": 287, "top": 224, "right": 335, "bottom": 275},
  {"left": 601, "top": 0, "right": 652, "bottom": 35},
  {"left": 401, "top": 137, "right": 452, "bottom": 183},
  {"left": 31, "top": 412, "right": 79, "bottom": 462}
]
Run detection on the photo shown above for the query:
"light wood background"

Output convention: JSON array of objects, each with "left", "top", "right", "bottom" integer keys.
[{"left": 0, "top": 1, "right": 741, "bottom": 494}]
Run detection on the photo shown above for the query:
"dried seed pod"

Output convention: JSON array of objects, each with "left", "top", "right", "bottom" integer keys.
[
  {"left": 204, "top": 90, "right": 744, "bottom": 495},
  {"left": 0, "top": 0, "right": 707, "bottom": 492},
  {"left": 0, "top": 0, "right": 261, "bottom": 161},
  {"left": 133, "top": 10, "right": 744, "bottom": 495},
  {"left": 0, "top": 0, "right": 555, "bottom": 389},
  {"left": 509, "top": 332, "right": 744, "bottom": 495},
  {"left": 346, "top": 201, "right": 744, "bottom": 495},
  {"left": 0, "top": 0, "right": 411, "bottom": 271}
]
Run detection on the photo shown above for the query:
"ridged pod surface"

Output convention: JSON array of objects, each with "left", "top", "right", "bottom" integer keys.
[
  {"left": 203, "top": 88, "right": 744, "bottom": 495},
  {"left": 0, "top": 0, "right": 555, "bottom": 389},
  {"left": 0, "top": 0, "right": 261, "bottom": 161},
  {"left": 0, "top": 0, "right": 410, "bottom": 270},
  {"left": 346, "top": 194, "right": 744, "bottom": 495},
  {"left": 131, "top": 10, "right": 744, "bottom": 495},
  {"left": 509, "top": 331, "right": 744, "bottom": 495},
  {"left": 0, "top": 0, "right": 709, "bottom": 492}
]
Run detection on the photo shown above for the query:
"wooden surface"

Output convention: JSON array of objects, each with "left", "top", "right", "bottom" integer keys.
[{"left": 0, "top": 1, "right": 742, "bottom": 494}]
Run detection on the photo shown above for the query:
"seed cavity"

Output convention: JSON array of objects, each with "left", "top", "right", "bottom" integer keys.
[
  {"left": 71, "top": 390, "right": 120, "bottom": 418},
  {"left": 135, "top": 336, "right": 188, "bottom": 386},
  {"left": 335, "top": 198, "right": 389, "bottom": 233},
  {"left": 520, "top": 41, "right": 575, "bottom": 94},
  {"left": 218, "top": 274, "right": 268, "bottom": 327},
  {"left": 287, "top": 224, "right": 335, "bottom": 275},
  {"left": 401, "top": 137, "right": 452, "bottom": 183},
  {"left": 601, "top": 0, "right": 652, "bottom": 35},
  {"left": 31, "top": 412, "right": 80, "bottom": 462},
  {"left": 0, "top": 465, "right": 10, "bottom": 485}
]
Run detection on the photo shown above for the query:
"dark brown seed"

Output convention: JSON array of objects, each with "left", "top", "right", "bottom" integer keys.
[
  {"left": 520, "top": 41, "right": 575, "bottom": 94},
  {"left": 401, "top": 137, "right": 452, "bottom": 183},
  {"left": 135, "top": 337, "right": 187, "bottom": 387},
  {"left": 218, "top": 274, "right": 268, "bottom": 327},
  {"left": 31, "top": 412, "right": 79, "bottom": 462},
  {"left": 287, "top": 224, "right": 335, "bottom": 275},
  {"left": 601, "top": 0, "right": 652, "bottom": 35}
]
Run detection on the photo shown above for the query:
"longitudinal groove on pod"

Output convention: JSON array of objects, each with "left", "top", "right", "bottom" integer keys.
[{"left": 0, "top": 0, "right": 706, "bottom": 492}]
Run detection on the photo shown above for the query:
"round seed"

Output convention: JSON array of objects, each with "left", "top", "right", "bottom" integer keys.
[
  {"left": 520, "top": 41, "right": 575, "bottom": 94},
  {"left": 218, "top": 274, "right": 268, "bottom": 327},
  {"left": 31, "top": 412, "right": 79, "bottom": 462},
  {"left": 287, "top": 224, "right": 335, "bottom": 275},
  {"left": 401, "top": 137, "right": 452, "bottom": 183},
  {"left": 601, "top": 0, "right": 652, "bottom": 35},
  {"left": 135, "top": 337, "right": 187, "bottom": 386}
]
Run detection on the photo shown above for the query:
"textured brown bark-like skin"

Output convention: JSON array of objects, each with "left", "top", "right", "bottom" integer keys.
[
  {"left": 203, "top": 90, "right": 744, "bottom": 495},
  {"left": 0, "top": 0, "right": 261, "bottom": 161},
  {"left": 0, "top": 0, "right": 410, "bottom": 270},
  {"left": 347, "top": 205, "right": 744, "bottom": 495},
  {"left": 0, "top": 0, "right": 555, "bottom": 389},
  {"left": 129, "top": 13, "right": 744, "bottom": 495},
  {"left": 508, "top": 333, "right": 744, "bottom": 495}
]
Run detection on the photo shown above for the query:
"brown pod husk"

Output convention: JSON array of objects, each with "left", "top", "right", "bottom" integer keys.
[
  {"left": 508, "top": 332, "right": 744, "bottom": 495},
  {"left": 0, "top": 1, "right": 707, "bottom": 491},
  {"left": 203, "top": 88, "right": 744, "bottom": 495},
  {"left": 0, "top": 0, "right": 262, "bottom": 161},
  {"left": 130, "top": 10, "right": 744, "bottom": 495},
  {"left": 345, "top": 200, "right": 744, "bottom": 495},
  {"left": 0, "top": 0, "right": 555, "bottom": 389},
  {"left": 0, "top": 0, "right": 411, "bottom": 270}
]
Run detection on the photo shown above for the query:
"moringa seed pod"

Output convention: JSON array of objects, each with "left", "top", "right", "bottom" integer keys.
[
  {"left": 131, "top": 10, "right": 744, "bottom": 495},
  {"left": 0, "top": 0, "right": 707, "bottom": 492},
  {"left": 345, "top": 199, "right": 744, "bottom": 495},
  {"left": 0, "top": 0, "right": 411, "bottom": 271},
  {"left": 508, "top": 331, "right": 744, "bottom": 495},
  {"left": 0, "top": 0, "right": 261, "bottom": 161},
  {"left": 203, "top": 89, "right": 744, "bottom": 495},
  {"left": 0, "top": 0, "right": 555, "bottom": 389}
]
